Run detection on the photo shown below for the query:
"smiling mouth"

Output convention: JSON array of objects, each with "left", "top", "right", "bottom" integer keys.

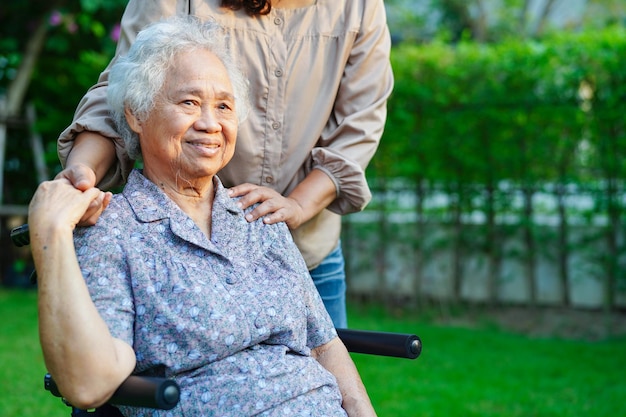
[
  {"left": 186, "top": 140, "right": 221, "bottom": 149},
  {"left": 185, "top": 140, "right": 223, "bottom": 157},
  {"left": 187, "top": 140, "right": 219, "bottom": 147}
]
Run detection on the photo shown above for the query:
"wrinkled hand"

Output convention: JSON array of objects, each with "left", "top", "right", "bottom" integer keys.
[
  {"left": 228, "top": 183, "right": 305, "bottom": 230},
  {"left": 55, "top": 164, "right": 110, "bottom": 226},
  {"left": 29, "top": 179, "right": 110, "bottom": 234}
]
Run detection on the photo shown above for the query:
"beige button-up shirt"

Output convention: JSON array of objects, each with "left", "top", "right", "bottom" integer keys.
[{"left": 58, "top": 0, "right": 394, "bottom": 268}]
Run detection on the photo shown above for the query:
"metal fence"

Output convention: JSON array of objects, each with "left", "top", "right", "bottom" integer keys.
[{"left": 342, "top": 180, "right": 626, "bottom": 309}]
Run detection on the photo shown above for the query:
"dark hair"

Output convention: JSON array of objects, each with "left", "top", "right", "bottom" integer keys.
[{"left": 221, "top": 0, "right": 271, "bottom": 16}]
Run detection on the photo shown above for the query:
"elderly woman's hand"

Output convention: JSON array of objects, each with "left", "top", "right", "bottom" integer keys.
[
  {"left": 54, "top": 164, "right": 111, "bottom": 226},
  {"left": 228, "top": 183, "right": 306, "bottom": 229},
  {"left": 29, "top": 179, "right": 111, "bottom": 234}
]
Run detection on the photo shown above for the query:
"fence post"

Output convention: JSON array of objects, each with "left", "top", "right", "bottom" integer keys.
[
  {"left": 0, "top": 96, "right": 6, "bottom": 204},
  {"left": 26, "top": 103, "right": 49, "bottom": 183}
]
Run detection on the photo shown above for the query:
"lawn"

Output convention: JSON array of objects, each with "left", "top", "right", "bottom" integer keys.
[
  {"left": 2, "top": 288, "right": 626, "bottom": 417},
  {"left": 0, "top": 289, "right": 67, "bottom": 416}
]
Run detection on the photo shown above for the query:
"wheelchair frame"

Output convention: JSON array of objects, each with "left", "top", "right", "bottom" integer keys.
[{"left": 11, "top": 224, "right": 421, "bottom": 415}]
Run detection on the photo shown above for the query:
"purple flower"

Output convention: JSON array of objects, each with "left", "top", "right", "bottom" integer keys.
[
  {"left": 111, "top": 23, "right": 121, "bottom": 42},
  {"left": 66, "top": 22, "right": 78, "bottom": 34},
  {"left": 49, "top": 11, "right": 63, "bottom": 27}
]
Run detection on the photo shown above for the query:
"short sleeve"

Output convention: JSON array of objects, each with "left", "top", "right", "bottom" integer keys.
[{"left": 74, "top": 218, "right": 135, "bottom": 346}]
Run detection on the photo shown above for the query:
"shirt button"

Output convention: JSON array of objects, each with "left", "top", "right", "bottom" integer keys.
[
  {"left": 274, "top": 17, "right": 283, "bottom": 25},
  {"left": 265, "top": 176, "right": 274, "bottom": 184},
  {"left": 274, "top": 68, "right": 283, "bottom": 77},
  {"left": 272, "top": 121, "right": 281, "bottom": 130}
]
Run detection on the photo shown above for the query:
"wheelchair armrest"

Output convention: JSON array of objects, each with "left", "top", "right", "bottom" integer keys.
[
  {"left": 337, "top": 328, "right": 422, "bottom": 359},
  {"left": 44, "top": 373, "right": 180, "bottom": 410}
]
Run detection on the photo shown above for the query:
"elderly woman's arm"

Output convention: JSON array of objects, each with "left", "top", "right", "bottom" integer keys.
[
  {"left": 312, "top": 337, "right": 377, "bottom": 417},
  {"left": 29, "top": 180, "right": 136, "bottom": 410}
]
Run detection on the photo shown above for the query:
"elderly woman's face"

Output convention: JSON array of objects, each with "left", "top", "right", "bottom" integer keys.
[{"left": 129, "top": 49, "right": 238, "bottom": 183}]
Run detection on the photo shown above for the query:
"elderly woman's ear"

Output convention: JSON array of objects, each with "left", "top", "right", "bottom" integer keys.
[{"left": 124, "top": 107, "right": 142, "bottom": 135}]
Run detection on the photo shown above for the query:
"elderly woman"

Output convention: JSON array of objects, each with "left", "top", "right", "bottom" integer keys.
[{"left": 28, "top": 16, "right": 376, "bottom": 417}]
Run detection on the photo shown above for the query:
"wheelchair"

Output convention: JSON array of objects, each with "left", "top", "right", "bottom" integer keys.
[{"left": 11, "top": 223, "right": 421, "bottom": 416}]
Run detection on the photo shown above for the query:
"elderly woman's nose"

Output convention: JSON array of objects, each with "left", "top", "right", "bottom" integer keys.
[{"left": 194, "top": 107, "right": 221, "bottom": 131}]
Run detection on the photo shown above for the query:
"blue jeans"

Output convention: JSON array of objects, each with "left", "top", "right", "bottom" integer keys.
[{"left": 309, "top": 242, "right": 347, "bottom": 328}]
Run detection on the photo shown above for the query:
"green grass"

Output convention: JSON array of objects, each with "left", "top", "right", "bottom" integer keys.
[
  {"left": 0, "top": 289, "right": 68, "bottom": 416},
  {"left": 2, "top": 289, "right": 626, "bottom": 416},
  {"left": 349, "top": 303, "right": 626, "bottom": 417}
]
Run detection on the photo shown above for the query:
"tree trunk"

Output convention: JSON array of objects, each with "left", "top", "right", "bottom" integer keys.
[
  {"left": 413, "top": 178, "right": 426, "bottom": 308},
  {"left": 6, "top": 19, "right": 48, "bottom": 117},
  {"left": 534, "top": 0, "right": 559, "bottom": 37},
  {"left": 471, "top": 0, "right": 489, "bottom": 42},
  {"left": 604, "top": 177, "right": 618, "bottom": 314},
  {"left": 518, "top": 0, "right": 532, "bottom": 34},
  {"left": 376, "top": 179, "right": 389, "bottom": 303},
  {"left": 522, "top": 185, "right": 537, "bottom": 307},
  {"left": 0, "top": 96, "right": 6, "bottom": 204},
  {"left": 26, "top": 103, "right": 50, "bottom": 183},
  {"left": 519, "top": 122, "right": 537, "bottom": 307},
  {"left": 555, "top": 183, "right": 570, "bottom": 307},
  {"left": 451, "top": 181, "right": 464, "bottom": 303},
  {"left": 485, "top": 183, "right": 500, "bottom": 306}
]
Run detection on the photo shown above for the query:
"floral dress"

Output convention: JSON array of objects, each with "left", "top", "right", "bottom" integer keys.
[{"left": 75, "top": 170, "right": 346, "bottom": 416}]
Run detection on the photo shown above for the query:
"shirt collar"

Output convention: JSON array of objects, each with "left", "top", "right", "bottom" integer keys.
[
  {"left": 122, "top": 169, "right": 243, "bottom": 250},
  {"left": 123, "top": 169, "right": 240, "bottom": 221}
]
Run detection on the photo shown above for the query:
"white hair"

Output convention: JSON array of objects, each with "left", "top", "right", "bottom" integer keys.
[{"left": 107, "top": 15, "right": 250, "bottom": 160}]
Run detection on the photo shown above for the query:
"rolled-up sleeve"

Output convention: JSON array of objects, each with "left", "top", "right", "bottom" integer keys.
[
  {"left": 57, "top": 0, "right": 182, "bottom": 189},
  {"left": 313, "top": 0, "right": 393, "bottom": 215}
]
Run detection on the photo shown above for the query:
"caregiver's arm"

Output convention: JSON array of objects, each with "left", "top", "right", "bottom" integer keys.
[{"left": 55, "top": 133, "right": 115, "bottom": 225}]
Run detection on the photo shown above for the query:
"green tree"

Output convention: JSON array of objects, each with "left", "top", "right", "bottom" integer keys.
[
  {"left": 384, "top": 0, "right": 626, "bottom": 43},
  {"left": 1, "top": 0, "right": 127, "bottom": 204}
]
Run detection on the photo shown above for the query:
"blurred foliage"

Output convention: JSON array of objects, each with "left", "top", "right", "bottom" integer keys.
[
  {"left": 0, "top": 0, "right": 127, "bottom": 204},
  {"left": 1, "top": 0, "right": 625, "bottom": 300},
  {"left": 363, "top": 25, "right": 626, "bottom": 307},
  {"left": 2, "top": 0, "right": 625, "bottom": 204},
  {"left": 384, "top": 0, "right": 626, "bottom": 43},
  {"left": 372, "top": 26, "right": 626, "bottom": 186}
]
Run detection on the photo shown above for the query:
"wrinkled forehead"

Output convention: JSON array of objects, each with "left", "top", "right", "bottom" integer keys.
[{"left": 163, "top": 48, "right": 234, "bottom": 94}]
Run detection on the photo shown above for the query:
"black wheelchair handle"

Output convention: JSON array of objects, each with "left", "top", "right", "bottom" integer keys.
[
  {"left": 10, "top": 223, "right": 30, "bottom": 247},
  {"left": 337, "top": 328, "right": 422, "bottom": 359},
  {"left": 44, "top": 373, "right": 180, "bottom": 410},
  {"left": 10, "top": 224, "right": 37, "bottom": 283}
]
